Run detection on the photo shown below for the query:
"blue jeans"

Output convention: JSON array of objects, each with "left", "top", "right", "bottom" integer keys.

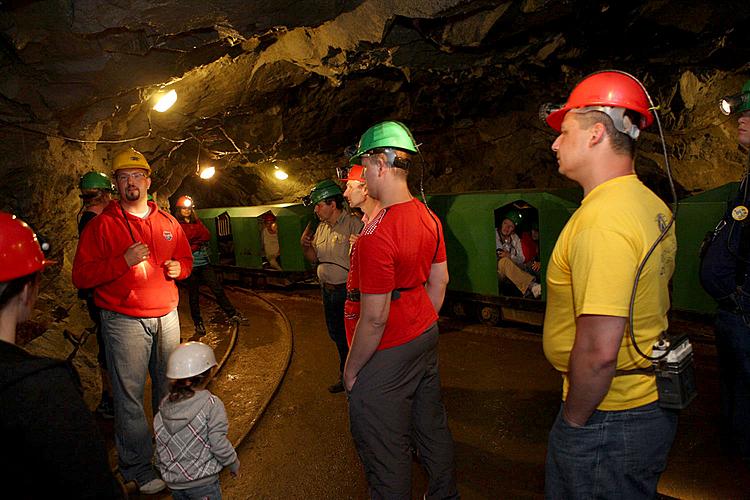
[
  {"left": 545, "top": 401, "right": 678, "bottom": 500},
  {"left": 322, "top": 285, "right": 348, "bottom": 373},
  {"left": 101, "top": 308, "right": 180, "bottom": 485},
  {"left": 715, "top": 309, "right": 750, "bottom": 459},
  {"left": 170, "top": 478, "right": 222, "bottom": 500}
]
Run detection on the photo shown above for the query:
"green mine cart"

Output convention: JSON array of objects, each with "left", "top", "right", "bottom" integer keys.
[
  {"left": 195, "top": 203, "right": 316, "bottom": 280},
  {"left": 672, "top": 182, "right": 738, "bottom": 316},
  {"left": 426, "top": 189, "right": 581, "bottom": 325}
]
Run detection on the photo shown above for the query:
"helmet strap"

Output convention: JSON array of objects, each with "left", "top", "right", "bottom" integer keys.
[{"left": 572, "top": 106, "right": 641, "bottom": 140}]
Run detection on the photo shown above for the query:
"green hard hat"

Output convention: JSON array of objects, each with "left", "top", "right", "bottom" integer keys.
[
  {"left": 738, "top": 79, "right": 750, "bottom": 114},
  {"left": 79, "top": 171, "right": 113, "bottom": 191},
  {"left": 352, "top": 121, "right": 418, "bottom": 161},
  {"left": 503, "top": 209, "right": 523, "bottom": 227},
  {"left": 304, "top": 179, "right": 343, "bottom": 206}
]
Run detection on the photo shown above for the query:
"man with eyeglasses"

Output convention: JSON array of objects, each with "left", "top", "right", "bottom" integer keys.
[
  {"left": 344, "top": 121, "right": 458, "bottom": 499},
  {"left": 73, "top": 148, "right": 193, "bottom": 495}
]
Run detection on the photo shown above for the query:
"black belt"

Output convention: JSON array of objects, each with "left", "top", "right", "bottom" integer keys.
[
  {"left": 614, "top": 366, "right": 655, "bottom": 377},
  {"left": 346, "top": 287, "right": 414, "bottom": 302},
  {"left": 321, "top": 282, "right": 346, "bottom": 291}
]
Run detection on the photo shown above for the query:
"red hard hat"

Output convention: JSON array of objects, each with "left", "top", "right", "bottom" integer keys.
[
  {"left": 175, "top": 196, "right": 193, "bottom": 208},
  {"left": 0, "top": 212, "right": 55, "bottom": 282},
  {"left": 259, "top": 210, "right": 276, "bottom": 222},
  {"left": 340, "top": 165, "right": 366, "bottom": 182},
  {"left": 546, "top": 71, "right": 654, "bottom": 132}
]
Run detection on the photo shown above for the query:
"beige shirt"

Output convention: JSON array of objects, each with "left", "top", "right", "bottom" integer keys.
[{"left": 314, "top": 211, "right": 363, "bottom": 285}]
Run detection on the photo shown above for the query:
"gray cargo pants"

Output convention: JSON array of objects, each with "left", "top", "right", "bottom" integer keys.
[{"left": 347, "top": 323, "right": 459, "bottom": 500}]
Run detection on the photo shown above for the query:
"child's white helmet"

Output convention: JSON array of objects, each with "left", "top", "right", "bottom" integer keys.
[{"left": 167, "top": 341, "right": 217, "bottom": 379}]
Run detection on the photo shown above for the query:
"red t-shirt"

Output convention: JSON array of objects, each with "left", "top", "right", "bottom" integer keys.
[{"left": 345, "top": 198, "right": 446, "bottom": 350}]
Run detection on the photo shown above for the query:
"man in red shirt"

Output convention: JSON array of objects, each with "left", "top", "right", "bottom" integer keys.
[
  {"left": 345, "top": 121, "right": 458, "bottom": 499},
  {"left": 72, "top": 148, "right": 193, "bottom": 495}
]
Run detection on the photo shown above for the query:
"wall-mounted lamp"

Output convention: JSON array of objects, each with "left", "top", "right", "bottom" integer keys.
[
  {"left": 153, "top": 89, "right": 178, "bottom": 112},
  {"left": 274, "top": 166, "right": 288, "bottom": 180},
  {"left": 199, "top": 166, "right": 216, "bottom": 179}
]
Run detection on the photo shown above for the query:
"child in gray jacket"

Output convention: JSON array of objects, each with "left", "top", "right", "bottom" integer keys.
[{"left": 154, "top": 341, "right": 240, "bottom": 499}]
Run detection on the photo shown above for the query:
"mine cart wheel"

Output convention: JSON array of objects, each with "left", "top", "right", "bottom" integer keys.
[{"left": 479, "top": 304, "right": 501, "bottom": 326}]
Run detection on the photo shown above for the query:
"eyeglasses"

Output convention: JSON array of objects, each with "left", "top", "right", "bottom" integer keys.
[{"left": 116, "top": 172, "right": 147, "bottom": 182}]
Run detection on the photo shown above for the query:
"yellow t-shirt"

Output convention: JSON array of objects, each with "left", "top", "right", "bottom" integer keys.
[{"left": 543, "top": 174, "right": 676, "bottom": 410}]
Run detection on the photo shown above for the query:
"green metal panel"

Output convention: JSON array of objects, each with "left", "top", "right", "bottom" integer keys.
[
  {"left": 275, "top": 204, "right": 317, "bottom": 272},
  {"left": 196, "top": 203, "right": 316, "bottom": 272},
  {"left": 672, "top": 182, "right": 739, "bottom": 315},
  {"left": 427, "top": 189, "right": 581, "bottom": 299}
]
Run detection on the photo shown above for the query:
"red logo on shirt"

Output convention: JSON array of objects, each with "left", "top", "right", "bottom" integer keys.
[{"left": 163, "top": 231, "right": 173, "bottom": 241}]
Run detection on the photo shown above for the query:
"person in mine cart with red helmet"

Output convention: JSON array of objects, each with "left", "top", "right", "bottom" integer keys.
[
  {"left": 541, "top": 71, "right": 678, "bottom": 499},
  {"left": 0, "top": 212, "right": 121, "bottom": 498}
]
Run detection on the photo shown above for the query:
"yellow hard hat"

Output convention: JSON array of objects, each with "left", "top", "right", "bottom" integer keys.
[{"left": 112, "top": 148, "right": 151, "bottom": 175}]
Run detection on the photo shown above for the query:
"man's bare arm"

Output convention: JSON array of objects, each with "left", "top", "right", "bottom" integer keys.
[
  {"left": 563, "top": 314, "right": 626, "bottom": 426},
  {"left": 343, "top": 292, "right": 390, "bottom": 391}
]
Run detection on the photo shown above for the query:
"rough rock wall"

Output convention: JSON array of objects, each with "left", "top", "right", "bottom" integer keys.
[{"left": 1, "top": 0, "right": 750, "bottom": 333}]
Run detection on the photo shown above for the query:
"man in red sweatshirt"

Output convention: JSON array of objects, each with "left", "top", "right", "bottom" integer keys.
[{"left": 72, "top": 148, "right": 193, "bottom": 495}]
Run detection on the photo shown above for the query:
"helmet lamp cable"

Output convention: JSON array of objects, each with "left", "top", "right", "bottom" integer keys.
[{"left": 615, "top": 70, "right": 678, "bottom": 362}]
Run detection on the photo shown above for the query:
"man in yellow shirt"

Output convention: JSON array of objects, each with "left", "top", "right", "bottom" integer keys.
[{"left": 542, "top": 71, "right": 678, "bottom": 499}]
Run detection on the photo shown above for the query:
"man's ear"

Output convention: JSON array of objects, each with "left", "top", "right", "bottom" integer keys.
[
  {"left": 21, "top": 281, "right": 36, "bottom": 306},
  {"left": 589, "top": 122, "right": 606, "bottom": 146}
]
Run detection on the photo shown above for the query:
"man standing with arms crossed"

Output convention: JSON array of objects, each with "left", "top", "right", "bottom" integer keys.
[
  {"left": 542, "top": 72, "right": 678, "bottom": 499},
  {"left": 73, "top": 148, "right": 193, "bottom": 495},
  {"left": 344, "top": 121, "right": 458, "bottom": 499}
]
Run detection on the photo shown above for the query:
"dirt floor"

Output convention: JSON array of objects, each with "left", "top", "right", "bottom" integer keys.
[
  {"left": 72, "top": 286, "right": 749, "bottom": 499},
  {"left": 222, "top": 289, "right": 750, "bottom": 500}
]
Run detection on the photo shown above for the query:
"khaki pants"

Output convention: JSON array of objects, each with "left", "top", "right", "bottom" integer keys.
[{"left": 497, "top": 257, "right": 534, "bottom": 295}]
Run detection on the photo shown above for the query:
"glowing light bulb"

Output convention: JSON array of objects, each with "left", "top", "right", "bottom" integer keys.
[
  {"left": 274, "top": 168, "right": 288, "bottom": 180},
  {"left": 199, "top": 166, "right": 215, "bottom": 179},
  {"left": 153, "top": 90, "right": 177, "bottom": 112}
]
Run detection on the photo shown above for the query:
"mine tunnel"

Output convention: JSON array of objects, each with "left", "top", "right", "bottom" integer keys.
[{"left": 2, "top": 1, "right": 750, "bottom": 498}]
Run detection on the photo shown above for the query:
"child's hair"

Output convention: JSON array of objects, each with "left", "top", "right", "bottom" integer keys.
[{"left": 168, "top": 367, "right": 212, "bottom": 403}]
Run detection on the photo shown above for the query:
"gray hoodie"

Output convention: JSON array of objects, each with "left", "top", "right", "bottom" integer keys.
[{"left": 154, "top": 389, "right": 238, "bottom": 490}]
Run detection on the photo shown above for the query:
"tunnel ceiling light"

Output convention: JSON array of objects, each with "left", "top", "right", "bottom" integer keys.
[
  {"left": 199, "top": 166, "right": 215, "bottom": 179},
  {"left": 274, "top": 166, "right": 288, "bottom": 180},
  {"left": 153, "top": 89, "right": 177, "bottom": 112}
]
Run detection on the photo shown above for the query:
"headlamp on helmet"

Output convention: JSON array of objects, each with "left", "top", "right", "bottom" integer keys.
[
  {"left": 176, "top": 195, "right": 194, "bottom": 209},
  {"left": 719, "top": 80, "right": 750, "bottom": 115}
]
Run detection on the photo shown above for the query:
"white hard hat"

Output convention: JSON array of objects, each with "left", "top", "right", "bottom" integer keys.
[{"left": 166, "top": 341, "right": 217, "bottom": 379}]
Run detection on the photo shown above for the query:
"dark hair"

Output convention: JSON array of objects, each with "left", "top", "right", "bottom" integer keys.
[
  {"left": 173, "top": 206, "right": 198, "bottom": 224},
  {"left": 324, "top": 194, "right": 345, "bottom": 210},
  {"left": 575, "top": 110, "right": 636, "bottom": 156},
  {"left": 0, "top": 272, "right": 40, "bottom": 309},
  {"left": 167, "top": 368, "right": 211, "bottom": 403}
]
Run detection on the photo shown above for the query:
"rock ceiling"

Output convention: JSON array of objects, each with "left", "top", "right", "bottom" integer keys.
[{"left": 1, "top": 0, "right": 750, "bottom": 265}]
